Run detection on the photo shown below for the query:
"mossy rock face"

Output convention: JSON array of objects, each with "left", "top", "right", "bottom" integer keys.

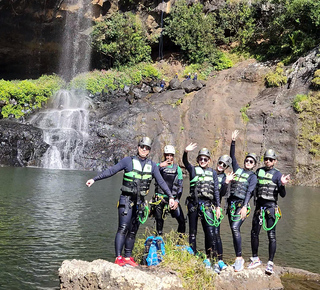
[{"left": 281, "top": 273, "right": 320, "bottom": 290}]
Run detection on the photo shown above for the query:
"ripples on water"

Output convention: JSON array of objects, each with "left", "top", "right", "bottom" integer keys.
[{"left": 0, "top": 167, "right": 319, "bottom": 289}]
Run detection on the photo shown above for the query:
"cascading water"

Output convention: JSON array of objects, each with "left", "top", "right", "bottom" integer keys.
[
  {"left": 30, "top": 0, "right": 93, "bottom": 169},
  {"left": 30, "top": 90, "right": 92, "bottom": 169}
]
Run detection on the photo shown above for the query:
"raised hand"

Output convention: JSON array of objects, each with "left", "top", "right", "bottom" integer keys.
[
  {"left": 185, "top": 142, "right": 197, "bottom": 152},
  {"left": 281, "top": 174, "right": 291, "bottom": 185},
  {"left": 232, "top": 130, "right": 240, "bottom": 141},
  {"left": 226, "top": 172, "right": 235, "bottom": 184}
]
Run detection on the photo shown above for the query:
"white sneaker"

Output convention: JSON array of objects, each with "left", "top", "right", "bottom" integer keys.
[
  {"left": 248, "top": 257, "right": 262, "bottom": 269},
  {"left": 234, "top": 258, "right": 244, "bottom": 272},
  {"left": 265, "top": 261, "right": 274, "bottom": 274}
]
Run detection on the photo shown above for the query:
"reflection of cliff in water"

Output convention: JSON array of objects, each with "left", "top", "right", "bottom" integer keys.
[{"left": 29, "top": 90, "right": 92, "bottom": 169}]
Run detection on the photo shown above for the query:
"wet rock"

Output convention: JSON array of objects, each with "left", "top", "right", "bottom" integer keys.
[
  {"left": 59, "top": 259, "right": 184, "bottom": 290},
  {"left": 0, "top": 119, "right": 49, "bottom": 167}
]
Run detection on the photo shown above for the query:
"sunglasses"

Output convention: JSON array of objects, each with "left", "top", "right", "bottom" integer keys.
[
  {"left": 218, "top": 161, "right": 227, "bottom": 168},
  {"left": 140, "top": 145, "right": 150, "bottom": 150},
  {"left": 245, "top": 159, "right": 254, "bottom": 164},
  {"left": 199, "top": 157, "right": 209, "bottom": 162},
  {"left": 264, "top": 158, "right": 275, "bottom": 162}
]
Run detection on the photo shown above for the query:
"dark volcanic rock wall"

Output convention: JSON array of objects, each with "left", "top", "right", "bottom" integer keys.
[{"left": 0, "top": 120, "right": 49, "bottom": 167}]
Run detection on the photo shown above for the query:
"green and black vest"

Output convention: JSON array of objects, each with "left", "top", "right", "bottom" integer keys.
[
  {"left": 121, "top": 156, "right": 153, "bottom": 196},
  {"left": 230, "top": 168, "right": 252, "bottom": 200},
  {"left": 190, "top": 167, "right": 215, "bottom": 200},
  {"left": 256, "top": 168, "right": 279, "bottom": 201},
  {"left": 155, "top": 164, "right": 179, "bottom": 197}
]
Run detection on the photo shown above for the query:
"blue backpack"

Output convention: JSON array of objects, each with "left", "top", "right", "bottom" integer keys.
[{"left": 142, "top": 236, "right": 165, "bottom": 266}]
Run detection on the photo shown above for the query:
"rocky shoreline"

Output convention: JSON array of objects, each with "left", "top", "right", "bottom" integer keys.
[{"left": 59, "top": 259, "right": 320, "bottom": 290}]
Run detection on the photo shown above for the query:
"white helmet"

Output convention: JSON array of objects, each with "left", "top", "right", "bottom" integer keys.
[{"left": 164, "top": 145, "right": 175, "bottom": 155}]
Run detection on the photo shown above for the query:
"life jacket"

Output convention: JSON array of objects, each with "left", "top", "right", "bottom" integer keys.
[
  {"left": 155, "top": 164, "right": 179, "bottom": 197},
  {"left": 256, "top": 168, "right": 279, "bottom": 201},
  {"left": 190, "top": 167, "right": 216, "bottom": 200},
  {"left": 121, "top": 156, "right": 152, "bottom": 196},
  {"left": 230, "top": 168, "right": 253, "bottom": 200}
]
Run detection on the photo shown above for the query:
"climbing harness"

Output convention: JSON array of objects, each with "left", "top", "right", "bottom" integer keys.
[
  {"left": 230, "top": 202, "right": 251, "bottom": 222},
  {"left": 200, "top": 204, "right": 224, "bottom": 227},
  {"left": 149, "top": 194, "right": 170, "bottom": 220},
  {"left": 260, "top": 206, "right": 282, "bottom": 231},
  {"left": 138, "top": 200, "right": 149, "bottom": 224}
]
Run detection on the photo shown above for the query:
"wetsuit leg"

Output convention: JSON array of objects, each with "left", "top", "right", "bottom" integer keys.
[
  {"left": 123, "top": 206, "right": 140, "bottom": 258},
  {"left": 154, "top": 202, "right": 165, "bottom": 236},
  {"left": 171, "top": 203, "right": 186, "bottom": 234},
  {"left": 266, "top": 207, "right": 276, "bottom": 261},
  {"left": 228, "top": 206, "right": 245, "bottom": 257},
  {"left": 251, "top": 207, "right": 262, "bottom": 257},
  {"left": 115, "top": 195, "right": 133, "bottom": 257},
  {"left": 214, "top": 224, "right": 223, "bottom": 261},
  {"left": 200, "top": 206, "right": 216, "bottom": 259},
  {"left": 187, "top": 200, "right": 198, "bottom": 253}
]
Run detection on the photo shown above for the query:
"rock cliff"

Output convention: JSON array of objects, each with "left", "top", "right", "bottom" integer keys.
[
  {"left": 0, "top": 48, "right": 319, "bottom": 186},
  {"left": 58, "top": 259, "right": 320, "bottom": 290}
]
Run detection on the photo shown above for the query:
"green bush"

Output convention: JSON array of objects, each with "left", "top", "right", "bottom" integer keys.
[
  {"left": 311, "top": 69, "right": 320, "bottom": 89},
  {"left": 0, "top": 75, "right": 64, "bottom": 119},
  {"left": 91, "top": 12, "right": 152, "bottom": 68},
  {"left": 293, "top": 94, "right": 308, "bottom": 112},
  {"left": 265, "top": 62, "right": 288, "bottom": 87}
]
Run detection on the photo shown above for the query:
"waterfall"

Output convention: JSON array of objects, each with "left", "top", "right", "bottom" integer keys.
[
  {"left": 29, "top": 0, "right": 93, "bottom": 169},
  {"left": 30, "top": 90, "right": 92, "bottom": 169}
]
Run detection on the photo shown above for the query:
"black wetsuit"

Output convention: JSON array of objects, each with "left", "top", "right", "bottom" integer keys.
[
  {"left": 229, "top": 141, "right": 257, "bottom": 257},
  {"left": 214, "top": 172, "right": 228, "bottom": 261},
  {"left": 153, "top": 164, "right": 185, "bottom": 235},
  {"left": 183, "top": 152, "right": 220, "bottom": 258},
  {"left": 93, "top": 155, "right": 173, "bottom": 258},
  {"left": 251, "top": 167, "right": 286, "bottom": 262}
]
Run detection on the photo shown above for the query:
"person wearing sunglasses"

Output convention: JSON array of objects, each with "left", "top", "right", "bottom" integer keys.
[
  {"left": 86, "top": 137, "right": 175, "bottom": 267},
  {"left": 248, "top": 149, "right": 290, "bottom": 275},
  {"left": 228, "top": 130, "right": 258, "bottom": 272},
  {"left": 183, "top": 142, "right": 221, "bottom": 271},
  {"left": 151, "top": 145, "right": 185, "bottom": 236},
  {"left": 210, "top": 154, "right": 234, "bottom": 272}
]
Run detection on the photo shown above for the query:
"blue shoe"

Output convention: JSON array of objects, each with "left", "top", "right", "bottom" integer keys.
[
  {"left": 203, "top": 258, "right": 212, "bottom": 269},
  {"left": 218, "top": 260, "right": 227, "bottom": 271},
  {"left": 234, "top": 258, "right": 244, "bottom": 272},
  {"left": 248, "top": 257, "right": 262, "bottom": 269}
]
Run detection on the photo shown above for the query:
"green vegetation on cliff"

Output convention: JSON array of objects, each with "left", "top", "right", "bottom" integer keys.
[
  {"left": 0, "top": 75, "right": 64, "bottom": 119},
  {"left": 293, "top": 92, "right": 320, "bottom": 157}
]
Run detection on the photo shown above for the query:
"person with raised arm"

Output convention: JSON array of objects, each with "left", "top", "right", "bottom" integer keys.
[
  {"left": 183, "top": 142, "right": 221, "bottom": 271},
  {"left": 228, "top": 130, "right": 257, "bottom": 272},
  {"left": 86, "top": 137, "right": 174, "bottom": 267}
]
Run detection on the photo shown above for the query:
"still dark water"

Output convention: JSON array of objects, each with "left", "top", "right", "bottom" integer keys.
[{"left": 0, "top": 167, "right": 319, "bottom": 289}]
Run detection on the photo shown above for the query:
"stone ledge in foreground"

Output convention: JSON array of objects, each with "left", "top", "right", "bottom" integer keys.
[{"left": 59, "top": 259, "right": 320, "bottom": 290}]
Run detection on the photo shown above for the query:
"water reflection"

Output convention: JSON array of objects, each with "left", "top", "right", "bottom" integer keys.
[{"left": 0, "top": 167, "right": 319, "bottom": 290}]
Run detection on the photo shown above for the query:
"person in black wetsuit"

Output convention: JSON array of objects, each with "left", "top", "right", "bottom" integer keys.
[
  {"left": 151, "top": 145, "right": 185, "bottom": 236},
  {"left": 248, "top": 149, "right": 290, "bottom": 274},
  {"left": 183, "top": 142, "right": 221, "bottom": 270},
  {"left": 86, "top": 137, "right": 174, "bottom": 267},
  {"left": 228, "top": 130, "right": 257, "bottom": 272},
  {"left": 212, "top": 154, "right": 233, "bottom": 272}
]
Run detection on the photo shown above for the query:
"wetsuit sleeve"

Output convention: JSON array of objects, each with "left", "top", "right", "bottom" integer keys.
[
  {"left": 153, "top": 164, "right": 173, "bottom": 198},
  {"left": 93, "top": 156, "right": 130, "bottom": 181},
  {"left": 213, "top": 171, "right": 221, "bottom": 207},
  {"left": 220, "top": 174, "right": 228, "bottom": 197},
  {"left": 273, "top": 171, "right": 287, "bottom": 198},
  {"left": 243, "top": 173, "right": 257, "bottom": 205},
  {"left": 175, "top": 166, "right": 184, "bottom": 200},
  {"left": 230, "top": 140, "right": 240, "bottom": 172},
  {"left": 183, "top": 151, "right": 196, "bottom": 179}
]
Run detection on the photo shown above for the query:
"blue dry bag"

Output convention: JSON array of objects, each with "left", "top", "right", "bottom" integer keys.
[{"left": 143, "top": 236, "right": 165, "bottom": 266}]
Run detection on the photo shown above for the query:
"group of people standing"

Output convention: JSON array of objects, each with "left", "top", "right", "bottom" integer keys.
[{"left": 86, "top": 130, "right": 290, "bottom": 275}]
